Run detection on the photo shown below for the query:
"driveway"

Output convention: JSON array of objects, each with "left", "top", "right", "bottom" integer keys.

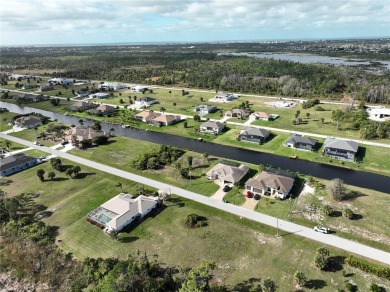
[
  {"left": 210, "top": 180, "right": 227, "bottom": 201},
  {"left": 242, "top": 197, "right": 258, "bottom": 210}
]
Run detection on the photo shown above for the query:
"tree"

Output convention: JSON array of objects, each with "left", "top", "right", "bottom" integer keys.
[
  {"left": 320, "top": 204, "right": 332, "bottom": 216},
  {"left": 314, "top": 254, "right": 327, "bottom": 270},
  {"left": 48, "top": 171, "right": 56, "bottom": 181},
  {"left": 91, "top": 121, "right": 102, "bottom": 131},
  {"left": 306, "top": 112, "right": 310, "bottom": 119},
  {"left": 203, "top": 153, "right": 209, "bottom": 163},
  {"left": 187, "top": 156, "right": 193, "bottom": 169},
  {"left": 263, "top": 278, "right": 276, "bottom": 292},
  {"left": 292, "top": 119, "right": 297, "bottom": 125},
  {"left": 179, "top": 262, "right": 216, "bottom": 292},
  {"left": 183, "top": 121, "right": 188, "bottom": 128},
  {"left": 109, "top": 127, "right": 115, "bottom": 136},
  {"left": 297, "top": 117, "right": 302, "bottom": 124},
  {"left": 320, "top": 117, "right": 325, "bottom": 124},
  {"left": 332, "top": 109, "right": 344, "bottom": 131},
  {"left": 115, "top": 182, "right": 123, "bottom": 192},
  {"left": 65, "top": 168, "right": 74, "bottom": 178},
  {"left": 369, "top": 283, "right": 384, "bottom": 292},
  {"left": 36, "top": 169, "right": 45, "bottom": 182},
  {"left": 328, "top": 178, "right": 346, "bottom": 201},
  {"left": 343, "top": 208, "right": 354, "bottom": 219},
  {"left": 72, "top": 166, "right": 81, "bottom": 176},
  {"left": 78, "top": 119, "right": 84, "bottom": 127},
  {"left": 193, "top": 115, "right": 201, "bottom": 122},
  {"left": 107, "top": 228, "right": 118, "bottom": 240},
  {"left": 317, "top": 247, "right": 329, "bottom": 258},
  {"left": 160, "top": 107, "right": 166, "bottom": 114},
  {"left": 294, "top": 271, "right": 307, "bottom": 288}
]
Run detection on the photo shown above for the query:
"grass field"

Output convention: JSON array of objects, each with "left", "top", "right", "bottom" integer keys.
[
  {"left": 0, "top": 112, "right": 19, "bottom": 131},
  {"left": 1, "top": 160, "right": 389, "bottom": 290}
]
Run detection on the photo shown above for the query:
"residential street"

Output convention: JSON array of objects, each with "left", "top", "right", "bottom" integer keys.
[{"left": 1, "top": 132, "right": 390, "bottom": 266}]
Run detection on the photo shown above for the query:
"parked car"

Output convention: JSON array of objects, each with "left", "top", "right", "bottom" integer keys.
[
  {"left": 61, "top": 141, "right": 69, "bottom": 146},
  {"left": 38, "top": 155, "right": 46, "bottom": 160},
  {"left": 33, "top": 141, "right": 42, "bottom": 146},
  {"left": 314, "top": 226, "right": 330, "bottom": 234},
  {"left": 253, "top": 194, "right": 261, "bottom": 200},
  {"left": 246, "top": 191, "right": 253, "bottom": 198},
  {"left": 222, "top": 185, "right": 231, "bottom": 192}
]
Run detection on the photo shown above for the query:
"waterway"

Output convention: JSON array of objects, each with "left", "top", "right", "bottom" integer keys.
[
  {"left": 2, "top": 102, "right": 390, "bottom": 194},
  {"left": 220, "top": 52, "right": 390, "bottom": 70}
]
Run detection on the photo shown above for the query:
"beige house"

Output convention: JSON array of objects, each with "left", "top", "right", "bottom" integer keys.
[
  {"left": 206, "top": 162, "right": 249, "bottom": 184},
  {"left": 89, "top": 104, "right": 117, "bottom": 115},
  {"left": 252, "top": 112, "right": 272, "bottom": 121},
  {"left": 245, "top": 171, "right": 295, "bottom": 199},
  {"left": 69, "top": 101, "right": 98, "bottom": 111},
  {"left": 225, "top": 108, "right": 251, "bottom": 118},
  {"left": 64, "top": 127, "right": 105, "bottom": 143},
  {"left": 134, "top": 111, "right": 161, "bottom": 122},
  {"left": 149, "top": 114, "right": 181, "bottom": 126},
  {"left": 87, "top": 193, "right": 159, "bottom": 232}
]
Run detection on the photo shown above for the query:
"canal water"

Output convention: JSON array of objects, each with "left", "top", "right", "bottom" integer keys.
[{"left": 2, "top": 102, "right": 390, "bottom": 193}]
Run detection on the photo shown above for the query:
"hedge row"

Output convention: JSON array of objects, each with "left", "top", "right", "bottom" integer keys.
[{"left": 344, "top": 256, "right": 390, "bottom": 280}]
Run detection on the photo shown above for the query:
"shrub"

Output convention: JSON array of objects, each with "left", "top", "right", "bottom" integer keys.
[
  {"left": 344, "top": 256, "right": 390, "bottom": 281},
  {"left": 184, "top": 214, "right": 208, "bottom": 228}
]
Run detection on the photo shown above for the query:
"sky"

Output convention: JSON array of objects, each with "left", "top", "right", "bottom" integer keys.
[{"left": 0, "top": 0, "right": 389, "bottom": 46}]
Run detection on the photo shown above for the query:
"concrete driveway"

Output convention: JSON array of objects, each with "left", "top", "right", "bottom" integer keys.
[{"left": 210, "top": 180, "right": 228, "bottom": 200}]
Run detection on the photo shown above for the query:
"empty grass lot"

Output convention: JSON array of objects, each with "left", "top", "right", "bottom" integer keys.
[{"left": 1, "top": 162, "right": 389, "bottom": 290}]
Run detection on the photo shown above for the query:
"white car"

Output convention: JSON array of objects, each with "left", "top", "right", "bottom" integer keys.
[
  {"left": 33, "top": 141, "right": 42, "bottom": 146},
  {"left": 314, "top": 226, "right": 330, "bottom": 234}
]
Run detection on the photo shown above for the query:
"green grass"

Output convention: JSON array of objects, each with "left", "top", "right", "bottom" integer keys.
[
  {"left": 223, "top": 188, "right": 246, "bottom": 205},
  {"left": 0, "top": 112, "right": 19, "bottom": 131},
  {"left": 2, "top": 162, "right": 389, "bottom": 290}
]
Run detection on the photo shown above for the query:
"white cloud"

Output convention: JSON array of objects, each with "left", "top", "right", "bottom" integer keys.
[{"left": 0, "top": 0, "right": 388, "bottom": 45}]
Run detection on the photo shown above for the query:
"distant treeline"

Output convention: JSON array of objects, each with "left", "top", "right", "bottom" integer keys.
[{"left": 1, "top": 47, "right": 389, "bottom": 104}]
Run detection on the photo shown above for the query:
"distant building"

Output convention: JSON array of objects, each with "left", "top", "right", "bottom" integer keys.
[
  {"left": 149, "top": 114, "right": 181, "bottom": 126},
  {"left": 89, "top": 92, "right": 110, "bottom": 99},
  {"left": 224, "top": 108, "right": 251, "bottom": 118},
  {"left": 131, "top": 85, "right": 148, "bottom": 92},
  {"left": 134, "top": 97, "right": 157, "bottom": 108},
  {"left": 68, "top": 101, "right": 99, "bottom": 111},
  {"left": 21, "top": 84, "right": 38, "bottom": 90},
  {"left": 0, "top": 153, "right": 40, "bottom": 176},
  {"left": 251, "top": 112, "right": 273, "bottom": 121},
  {"left": 134, "top": 111, "right": 161, "bottom": 122},
  {"left": 88, "top": 104, "right": 117, "bottom": 115},
  {"left": 193, "top": 104, "right": 217, "bottom": 114},
  {"left": 48, "top": 78, "right": 73, "bottom": 85},
  {"left": 367, "top": 107, "right": 390, "bottom": 122},
  {"left": 99, "top": 83, "right": 127, "bottom": 91},
  {"left": 64, "top": 127, "right": 106, "bottom": 144},
  {"left": 214, "top": 93, "right": 238, "bottom": 102},
  {"left": 39, "top": 85, "right": 54, "bottom": 92},
  {"left": 87, "top": 193, "right": 159, "bottom": 232}
]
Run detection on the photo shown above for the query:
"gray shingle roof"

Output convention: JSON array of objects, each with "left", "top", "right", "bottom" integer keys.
[
  {"left": 200, "top": 121, "right": 224, "bottom": 129},
  {"left": 286, "top": 134, "right": 317, "bottom": 146},
  {"left": 240, "top": 126, "right": 270, "bottom": 138},
  {"left": 0, "top": 153, "right": 38, "bottom": 171},
  {"left": 324, "top": 138, "right": 359, "bottom": 153}
]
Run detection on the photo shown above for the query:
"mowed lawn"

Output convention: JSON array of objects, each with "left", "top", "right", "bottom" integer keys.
[
  {"left": 69, "top": 136, "right": 220, "bottom": 196},
  {"left": 1, "top": 163, "right": 389, "bottom": 290}
]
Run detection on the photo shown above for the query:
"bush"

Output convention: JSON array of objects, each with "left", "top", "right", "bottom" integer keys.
[
  {"left": 184, "top": 214, "right": 208, "bottom": 228},
  {"left": 344, "top": 256, "right": 390, "bottom": 281}
]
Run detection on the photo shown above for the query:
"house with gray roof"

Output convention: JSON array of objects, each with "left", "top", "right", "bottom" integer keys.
[
  {"left": 135, "top": 97, "right": 158, "bottom": 108},
  {"left": 285, "top": 134, "right": 317, "bottom": 151},
  {"left": 200, "top": 121, "right": 225, "bottom": 134},
  {"left": 69, "top": 101, "right": 99, "bottom": 111},
  {"left": 206, "top": 162, "right": 249, "bottom": 184},
  {"left": 0, "top": 153, "right": 40, "bottom": 176},
  {"left": 87, "top": 193, "right": 159, "bottom": 232},
  {"left": 14, "top": 115, "right": 42, "bottom": 129},
  {"left": 193, "top": 104, "right": 217, "bottom": 114},
  {"left": 323, "top": 138, "right": 359, "bottom": 161},
  {"left": 239, "top": 127, "right": 270, "bottom": 144},
  {"left": 225, "top": 108, "right": 251, "bottom": 119},
  {"left": 88, "top": 104, "right": 117, "bottom": 115},
  {"left": 245, "top": 170, "right": 295, "bottom": 199}
]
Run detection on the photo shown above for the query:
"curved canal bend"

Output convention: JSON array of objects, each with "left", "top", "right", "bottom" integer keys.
[{"left": 2, "top": 102, "right": 390, "bottom": 194}]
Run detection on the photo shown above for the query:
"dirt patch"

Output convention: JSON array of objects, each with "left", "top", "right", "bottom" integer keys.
[{"left": 253, "top": 231, "right": 283, "bottom": 247}]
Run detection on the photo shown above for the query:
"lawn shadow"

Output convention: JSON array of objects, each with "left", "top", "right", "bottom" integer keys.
[
  {"left": 166, "top": 197, "right": 185, "bottom": 208},
  {"left": 0, "top": 178, "right": 13, "bottom": 186},
  {"left": 304, "top": 279, "right": 327, "bottom": 289},
  {"left": 51, "top": 177, "right": 69, "bottom": 182},
  {"left": 324, "top": 256, "right": 345, "bottom": 272},
  {"left": 264, "top": 132, "right": 277, "bottom": 143},
  {"left": 352, "top": 213, "right": 363, "bottom": 220},
  {"left": 329, "top": 210, "right": 342, "bottom": 217},
  {"left": 233, "top": 277, "right": 263, "bottom": 292},
  {"left": 356, "top": 146, "right": 366, "bottom": 162},
  {"left": 313, "top": 141, "right": 323, "bottom": 152},
  {"left": 74, "top": 172, "right": 96, "bottom": 179},
  {"left": 118, "top": 236, "right": 139, "bottom": 243},
  {"left": 346, "top": 190, "right": 367, "bottom": 200}
]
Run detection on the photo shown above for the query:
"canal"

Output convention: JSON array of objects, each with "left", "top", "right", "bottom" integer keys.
[{"left": 2, "top": 102, "right": 390, "bottom": 193}]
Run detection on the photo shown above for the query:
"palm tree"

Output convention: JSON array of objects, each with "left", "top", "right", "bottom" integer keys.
[
  {"left": 109, "top": 127, "right": 115, "bottom": 137},
  {"left": 78, "top": 119, "right": 84, "bottom": 127},
  {"left": 5, "top": 141, "right": 11, "bottom": 149},
  {"left": 36, "top": 169, "right": 45, "bottom": 182},
  {"left": 160, "top": 107, "right": 166, "bottom": 115},
  {"left": 48, "top": 171, "right": 56, "bottom": 181},
  {"left": 294, "top": 271, "right": 306, "bottom": 288},
  {"left": 203, "top": 153, "right": 209, "bottom": 164}
]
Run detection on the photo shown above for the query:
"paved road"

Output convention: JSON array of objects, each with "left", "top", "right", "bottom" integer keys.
[{"left": 2, "top": 132, "right": 389, "bottom": 266}]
